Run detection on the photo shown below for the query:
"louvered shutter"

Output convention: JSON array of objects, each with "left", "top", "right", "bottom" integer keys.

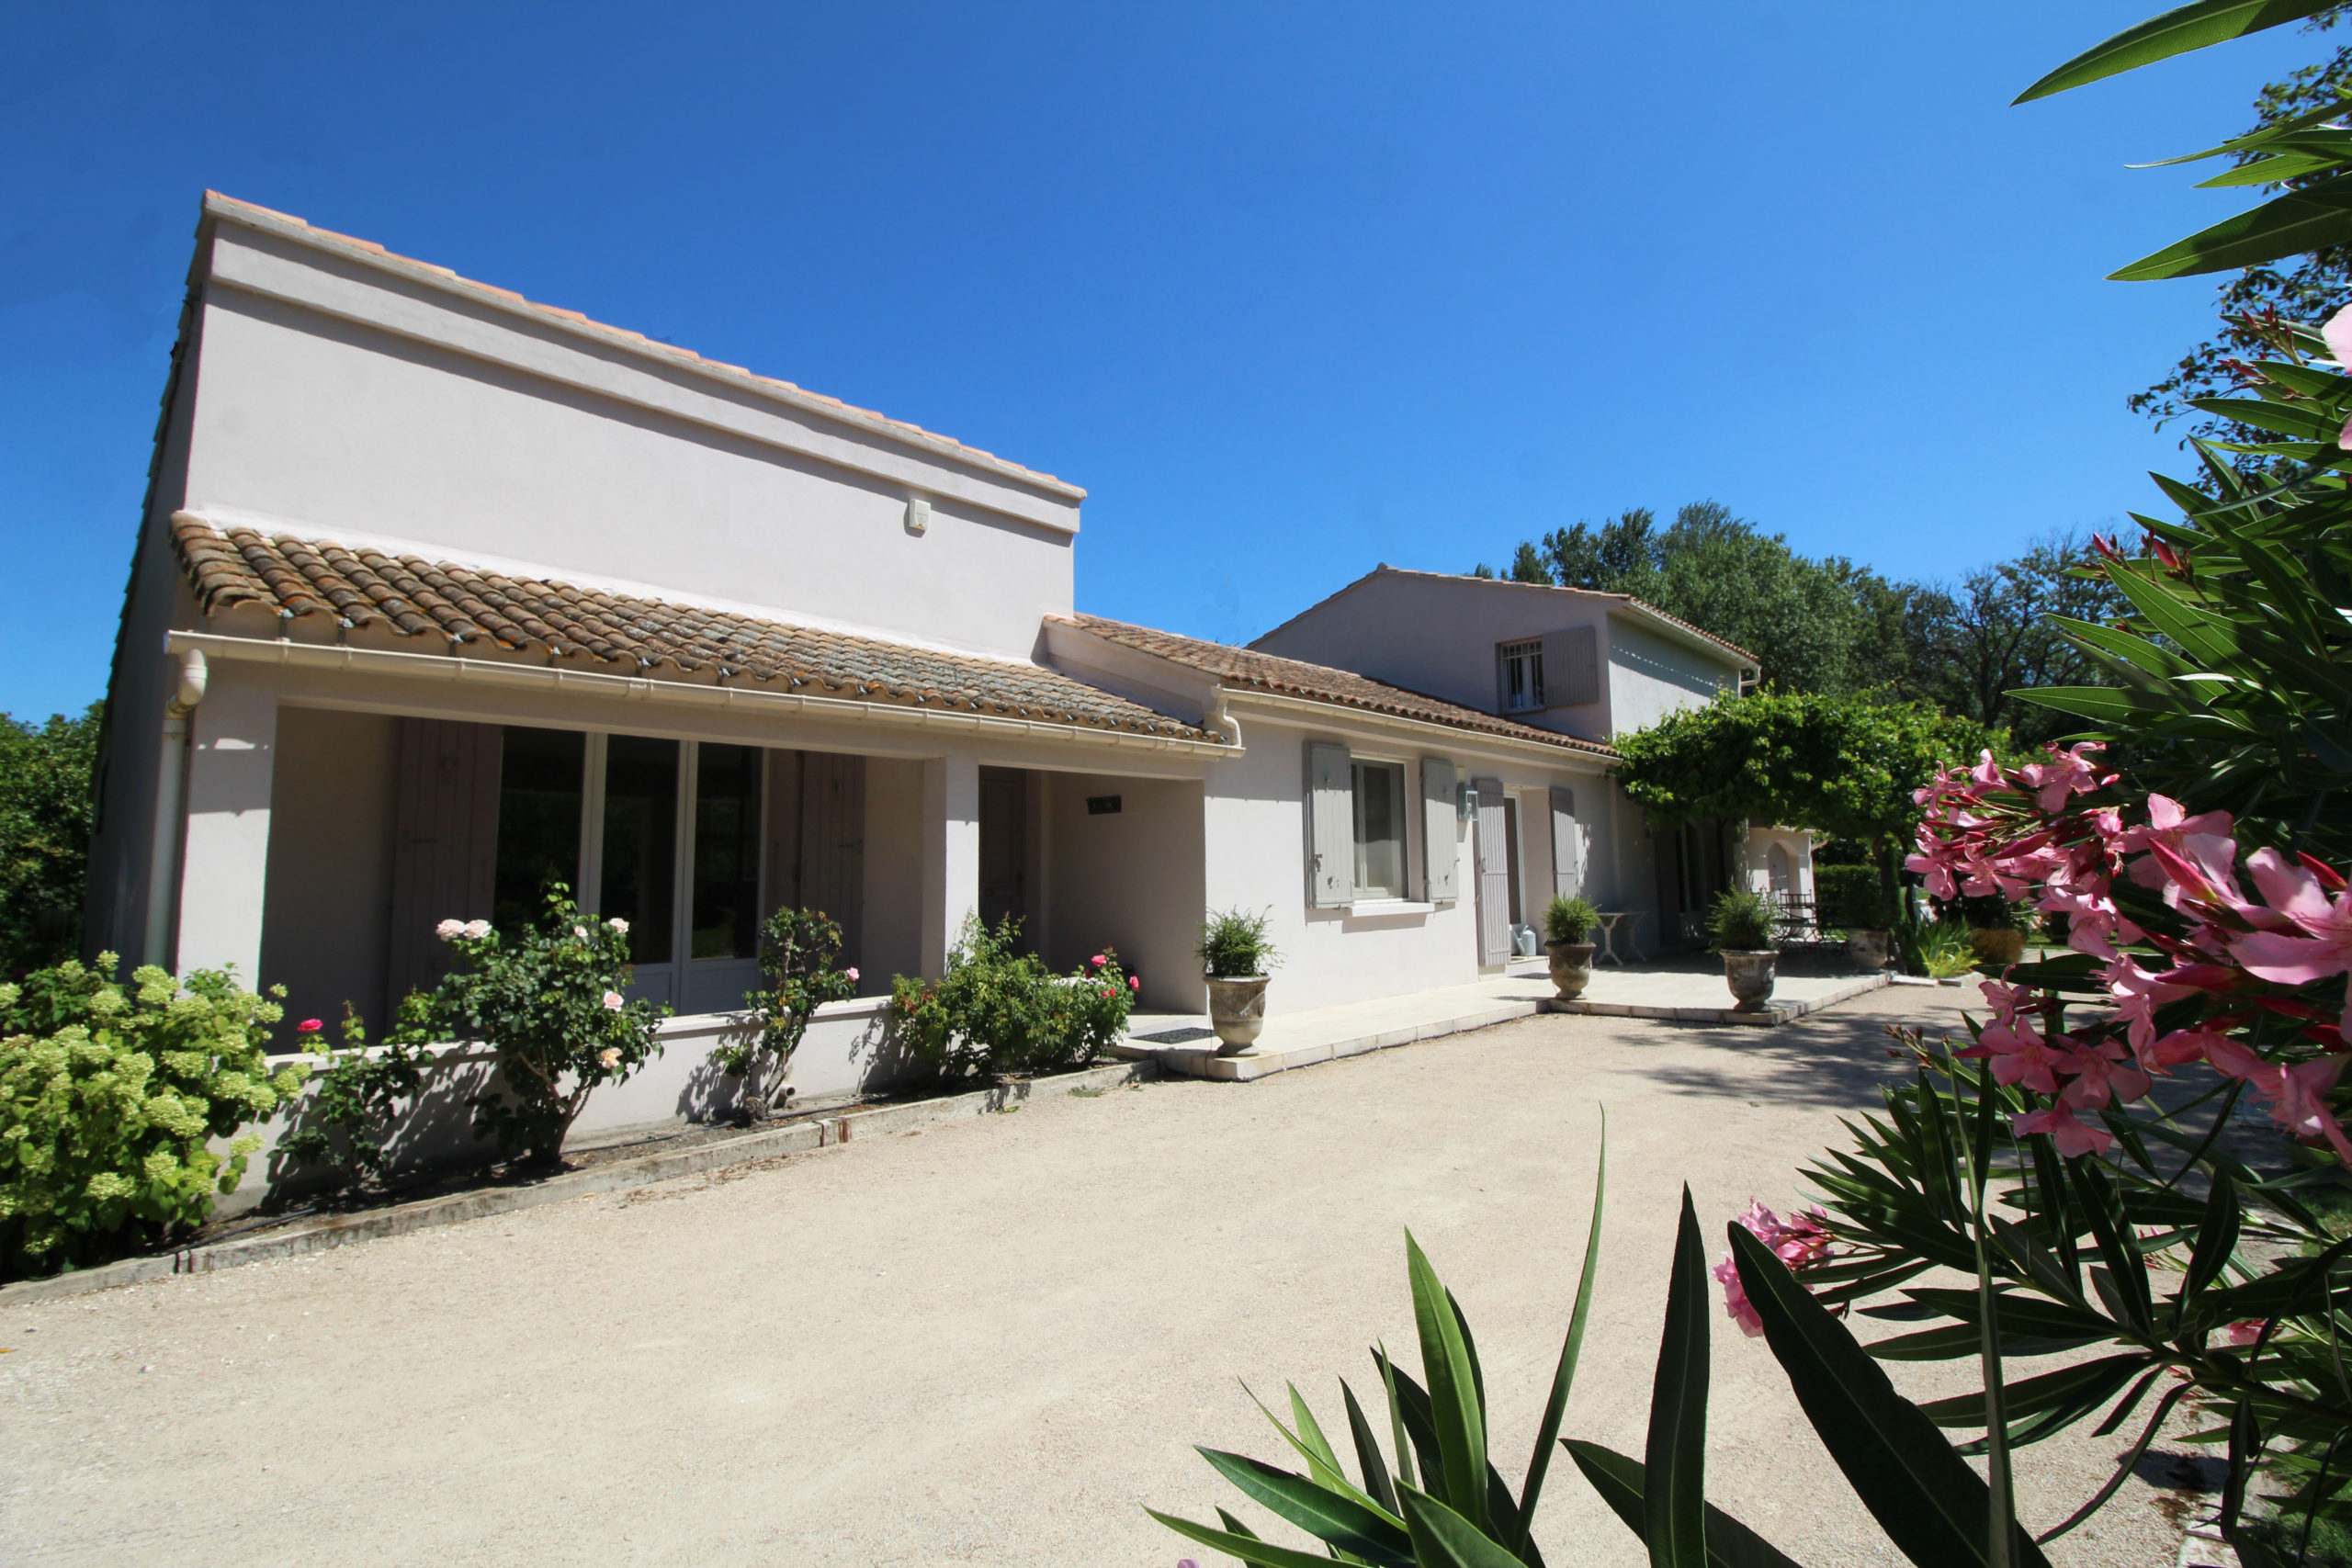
[
  {"left": 1471, "top": 775, "right": 1510, "bottom": 964},
  {"left": 1421, "top": 759, "right": 1459, "bottom": 901},
  {"left": 1549, "top": 785, "right": 1582, "bottom": 898},
  {"left": 1306, "top": 742, "right": 1353, "bottom": 908},
  {"left": 386, "top": 718, "right": 503, "bottom": 1004},
  {"left": 1541, "top": 626, "right": 1601, "bottom": 707}
]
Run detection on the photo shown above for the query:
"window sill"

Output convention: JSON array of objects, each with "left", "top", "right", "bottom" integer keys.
[{"left": 1345, "top": 899, "right": 1437, "bottom": 917}]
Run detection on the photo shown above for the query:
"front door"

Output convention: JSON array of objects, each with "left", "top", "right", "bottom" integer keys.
[
  {"left": 978, "top": 768, "right": 1026, "bottom": 942},
  {"left": 1471, "top": 775, "right": 1510, "bottom": 968}
]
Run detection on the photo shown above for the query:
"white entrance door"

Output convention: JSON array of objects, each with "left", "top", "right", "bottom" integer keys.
[{"left": 1471, "top": 776, "right": 1510, "bottom": 967}]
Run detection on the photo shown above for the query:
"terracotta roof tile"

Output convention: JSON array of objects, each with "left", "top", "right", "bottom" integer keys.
[
  {"left": 201, "top": 192, "right": 1080, "bottom": 498},
  {"left": 1055, "top": 614, "right": 1615, "bottom": 757},
  {"left": 172, "top": 515, "right": 1208, "bottom": 741}
]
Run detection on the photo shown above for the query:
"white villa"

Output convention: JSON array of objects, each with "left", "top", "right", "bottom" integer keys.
[{"left": 85, "top": 193, "right": 1804, "bottom": 1145}]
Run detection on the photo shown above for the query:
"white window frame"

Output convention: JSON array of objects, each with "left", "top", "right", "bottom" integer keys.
[{"left": 1498, "top": 638, "right": 1545, "bottom": 712}]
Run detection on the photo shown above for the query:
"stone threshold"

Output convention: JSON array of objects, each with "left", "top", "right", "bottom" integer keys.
[
  {"left": 0, "top": 1057, "right": 1157, "bottom": 1304},
  {"left": 1544, "top": 971, "right": 1891, "bottom": 1026},
  {"left": 1115, "top": 1000, "right": 1546, "bottom": 1082}
]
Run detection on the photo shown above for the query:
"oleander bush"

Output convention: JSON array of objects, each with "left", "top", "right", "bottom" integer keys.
[
  {"left": 0, "top": 956, "right": 306, "bottom": 1275},
  {"left": 890, "top": 916, "right": 1136, "bottom": 1079}
]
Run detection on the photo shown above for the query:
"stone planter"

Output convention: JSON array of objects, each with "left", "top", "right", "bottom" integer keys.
[
  {"left": 1845, "top": 929, "right": 1890, "bottom": 971},
  {"left": 1723, "top": 950, "right": 1778, "bottom": 1010},
  {"left": 1204, "top": 975, "right": 1271, "bottom": 1055},
  {"left": 1970, "top": 928, "right": 2026, "bottom": 970},
  {"left": 1545, "top": 940, "right": 1596, "bottom": 1000}
]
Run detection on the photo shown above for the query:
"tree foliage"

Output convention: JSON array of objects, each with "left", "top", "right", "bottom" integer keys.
[
  {"left": 1612, "top": 691, "right": 2012, "bottom": 852},
  {"left": 0, "top": 704, "right": 101, "bottom": 976}
]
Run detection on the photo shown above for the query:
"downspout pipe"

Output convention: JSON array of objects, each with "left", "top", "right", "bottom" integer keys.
[{"left": 141, "top": 648, "right": 208, "bottom": 970}]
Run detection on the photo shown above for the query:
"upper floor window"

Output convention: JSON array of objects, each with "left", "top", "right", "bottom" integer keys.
[{"left": 1499, "top": 639, "right": 1545, "bottom": 712}]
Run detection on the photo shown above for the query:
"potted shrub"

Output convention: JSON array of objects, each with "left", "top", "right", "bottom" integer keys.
[
  {"left": 1841, "top": 881, "right": 1897, "bottom": 972},
  {"left": 1198, "top": 907, "right": 1280, "bottom": 1055},
  {"left": 1708, "top": 887, "right": 1781, "bottom": 1010},
  {"left": 1960, "top": 893, "right": 2031, "bottom": 972},
  {"left": 1542, "top": 894, "right": 1600, "bottom": 1000}
]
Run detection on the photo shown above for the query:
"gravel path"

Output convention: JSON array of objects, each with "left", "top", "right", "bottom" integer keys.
[{"left": 0, "top": 984, "right": 2207, "bottom": 1566}]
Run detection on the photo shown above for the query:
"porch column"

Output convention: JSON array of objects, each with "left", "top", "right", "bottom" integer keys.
[
  {"left": 173, "top": 671, "right": 278, "bottom": 983},
  {"left": 920, "top": 750, "right": 980, "bottom": 977}
]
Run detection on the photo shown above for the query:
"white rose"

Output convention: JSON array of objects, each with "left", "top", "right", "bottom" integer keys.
[
  {"left": 597, "top": 1046, "right": 621, "bottom": 1070},
  {"left": 603, "top": 990, "right": 624, "bottom": 1010},
  {"left": 463, "top": 919, "right": 492, "bottom": 940},
  {"left": 572, "top": 925, "right": 588, "bottom": 941},
  {"left": 435, "top": 919, "right": 464, "bottom": 942},
  {"left": 607, "top": 918, "right": 629, "bottom": 934}
]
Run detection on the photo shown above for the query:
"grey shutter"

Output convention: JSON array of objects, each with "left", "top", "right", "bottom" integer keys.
[
  {"left": 1471, "top": 775, "right": 1510, "bottom": 964},
  {"left": 1542, "top": 626, "right": 1600, "bottom": 707},
  {"left": 1549, "top": 785, "right": 1582, "bottom": 898},
  {"left": 1306, "top": 742, "right": 1353, "bottom": 908},
  {"left": 1421, "top": 758, "right": 1459, "bottom": 901},
  {"left": 386, "top": 718, "right": 503, "bottom": 1004}
]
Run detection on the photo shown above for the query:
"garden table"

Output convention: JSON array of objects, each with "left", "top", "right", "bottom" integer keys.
[{"left": 1592, "top": 909, "right": 1645, "bottom": 966}]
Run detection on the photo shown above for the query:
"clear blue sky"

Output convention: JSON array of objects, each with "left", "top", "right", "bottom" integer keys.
[{"left": 0, "top": 2, "right": 2328, "bottom": 719}]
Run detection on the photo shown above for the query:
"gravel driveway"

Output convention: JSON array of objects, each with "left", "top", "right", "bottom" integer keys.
[{"left": 1, "top": 985, "right": 2205, "bottom": 1566}]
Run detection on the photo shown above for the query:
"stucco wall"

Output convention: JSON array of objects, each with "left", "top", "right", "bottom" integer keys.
[
  {"left": 257, "top": 706, "right": 398, "bottom": 1045},
  {"left": 182, "top": 227, "right": 1077, "bottom": 659},
  {"left": 1250, "top": 572, "right": 1620, "bottom": 741},
  {"left": 1605, "top": 619, "right": 1737, "bottom": 736},
  {"left": 1042, "top": 773, "right": 1204, "bottom": 1013}
]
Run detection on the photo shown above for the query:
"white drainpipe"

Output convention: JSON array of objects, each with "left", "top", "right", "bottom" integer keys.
[{"left": 141, "top": 648, "right": 209, "bottom": 970}]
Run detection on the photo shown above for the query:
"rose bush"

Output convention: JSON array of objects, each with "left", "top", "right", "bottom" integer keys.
[{"left": 397, "top": 886, "right": 667, "bottom": 1167}]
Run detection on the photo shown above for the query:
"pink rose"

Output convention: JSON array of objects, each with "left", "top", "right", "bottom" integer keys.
[
  {"left": 1128, "top": 976, "right": 1140, "bottom": 991},
  {"left": 844, "top": 967, "right": 860, "bottom": 983},
  {"left": 603, "top": 990, "right": 624, "bottom": 1010},
  {"left": 297, "top": 1018, "right": 323, "bottom": 1033}
]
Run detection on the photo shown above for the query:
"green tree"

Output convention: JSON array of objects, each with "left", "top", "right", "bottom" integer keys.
[
  {"left": 1505, "top": 540, "right": 1551, "bottom": 584},
  {"left": 1614, "top": 691, "right": 2011, "bottom": 893},
  {"left": 1904, "top": 530, "right": 2128, "bottom": 745},
  {"left": 0, "top": 704, "right": 101, "bottom": 976}
]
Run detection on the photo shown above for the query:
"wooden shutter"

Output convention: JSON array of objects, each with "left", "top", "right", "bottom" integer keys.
[
  {"left": 386, "top": 718, "right": 503, "bottom": 1005},
  {"left": 1542, "top": 626, "right": 1601, "bottom": 707},
  {"left": 1549, "top": 785, "right": 1582, "bottom": 898},
  {"left": 1421, "top": 758, "right": 1458, "bottom": 901},
  {"left": 1471, "top": 775, "right": 1510, "bottom": 964},
  {"left": 1306, "top": 742, "right": 1353, "bottom": 908}
]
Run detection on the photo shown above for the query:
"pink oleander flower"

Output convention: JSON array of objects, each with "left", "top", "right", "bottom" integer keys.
[
  {"left": 844, "top": 966, "right": 859, "bottom": 983},
  {"left": 603, "top": 989, "right": 624, "bottom": 1010},
  {"left": 462, "top": 919, "right": 492, "bottom": 940},
  {"left": 1966, "top": 1014, "right": 2071, "bottom": 1095},
  {"left": 2106, "top": 956, "right": 2234, "bottom": 1055},
  {"left": 2017, "top": 741, "right": 2108, "bottom": 813},
  {"left": 2223, "top": 1318, "right": 2270, "bottom": 1347},
  {"left": 2231, "top": 848, "right": 2352, "bottom": 1033},
  {"left": 1712, "top": 1253, "right": 1763, "bottom": 1337},
  {"left": 435, "top": 918, "right": 465, "bottom": 941},
  {"left": 2052, "top": 1038, "right": 2151, "bottom": 1111},
  {"left": 297, "top": 1018, "right": 323, "bottom": 1033},
  {"left": 2014, "top": 1103, "right": 2110, "bottom": 1157},
  {"left": 598, "top": 1046, "right": 621, "bottom": 1070}
]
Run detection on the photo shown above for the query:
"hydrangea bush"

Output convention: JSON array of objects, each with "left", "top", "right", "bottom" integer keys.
[
  {"left": 0, "top": 957, "right": 305, "bottom": 1273},
  {"left": 399, "top": 886, "right": 667, "bottom": 1167}
]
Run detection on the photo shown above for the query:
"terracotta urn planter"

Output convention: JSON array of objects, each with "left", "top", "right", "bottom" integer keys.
[
  {"left": 1205, "top": 975, "right": 1271, "bottom": 1054},
  {"left": 1845, "top": 930, "right": 1890, "bottom": 971},
  {"left": 1723, "top": 950, "right": 1778, "bottom": 1010},
  {"left": 1970, "top": 928, "right": 2026, "bottom": 970},
  {"left": 1545, "top": 940, "right": 1596, "bottom": 1000}
]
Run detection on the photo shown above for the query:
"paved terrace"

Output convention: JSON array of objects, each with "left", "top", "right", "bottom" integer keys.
[{"left": 1, "top": 986, "right": 2196, "bottom": 1568}]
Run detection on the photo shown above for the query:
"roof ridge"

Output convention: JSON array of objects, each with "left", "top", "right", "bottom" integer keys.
[{"left": 199, "top": 192, "right": 1082, "bottom": 500}]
